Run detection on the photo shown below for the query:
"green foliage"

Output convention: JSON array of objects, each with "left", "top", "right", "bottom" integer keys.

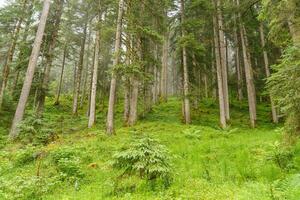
[
  {"left": 18, "top": 113, "right": 57, "bottom": 145},
  {"left": 111, "top": 136, "right": 173, "bottom": 184},
  {"left": 183, "top": 128, "right": 201, "bottom": 140},
  {"left": 14, "top": 145, "right": 37, "bottom": 167},
  {"left": 51, "top": 147, "right": 85, "bottom": 180},
  {"left": 0, "top": 175, "right": 60, "bottom": 200},
  {"left": 267, "top": 46, "right": 300, "bottom": 137},
  {"left": 266, "top": 141, "right": 295, "bottom": 171}
]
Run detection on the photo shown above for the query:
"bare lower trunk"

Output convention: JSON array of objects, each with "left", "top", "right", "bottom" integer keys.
[
  {"left": 259, "top": 23, "right": 278, "bottom": 123},
  {"left": 128, "top": 77, "right": 139, "bottom": 126},
  {"left": 106, "top": 0, "right": 125, "bottom": 134},
  {"left": 54, "top": 45, "right": 67, "bottom": 105},
  {"left": 181, "top": 0, "right": 191, "bottom": 124},
  {"left": 36, "top": 0, "right": 64, "bottom": 115},
  {"left": 213, "top": 15, "right": 226, "bottom": 129},
  {"left": 124, "top": 80, "right": 130, "bottom": 125},
  {"left": 73, "top": 21, "right": 88, "bottom": 115},
  {"left": 160, "top": 33, "right": 168, "bottom": 102},
  {"left": 88, "top": 30, "right": 100, "bottom": 128},
  {"left": 216, "top": 0, "right": 230, "bottom": 121},
  {"left": 9, "top": 0, "right": 51, "bottom": 138},
  {"left": 237, "top": 0, "right": 256, "bottom": 127}
]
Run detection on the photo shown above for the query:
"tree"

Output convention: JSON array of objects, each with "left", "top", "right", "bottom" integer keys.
[
  {"left": 180, "top": 0, "right": 191, "bottom": 124},
  {"left": 9, "top": 0, "right": 51, "bottom": 138},
  {"left": 106, "top": 0, "right": 125, "bottom": 134}
]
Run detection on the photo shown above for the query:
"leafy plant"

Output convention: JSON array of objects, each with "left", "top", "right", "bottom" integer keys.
[
  {"left": 18, "top": 112, "right": 57, "bottom": 145},
  {"left": 51, "top": 147, "right": 85, "bottom": 180},
  {"left": 267, "top": 142, "right": 295, "bottom": 170},
  {"left": 111, "top": 136, "right": 173, "bottom": 184},
  {"left": 14, "top": 145, "right": 37, "bottom": 167}
]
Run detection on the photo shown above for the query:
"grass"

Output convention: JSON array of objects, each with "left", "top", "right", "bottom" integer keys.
[{"left": 0, "top": 97, "right": 300, "bottom": 199}]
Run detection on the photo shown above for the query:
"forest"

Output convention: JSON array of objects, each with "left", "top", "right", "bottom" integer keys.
[{"left": 0, "top": 0, "right": 299, "bottom": 199}]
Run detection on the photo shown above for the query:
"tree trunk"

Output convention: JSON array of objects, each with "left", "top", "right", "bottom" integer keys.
[
  {"left": 73, "top": 20, "right": 88, "bottom": 115},
  {"left": 234, "top": 23, "right": 243, "bottom": 101},
  {"left": 9, "top": 0, "right": 51, "bottom": 138},
  {"left": 160, "top": 33, "right": 168, "bottom": 102},
  {"left": 237, "top": 0, "right": 256, "bottom": 128},
  {"left": 259, "top": 23, "right": 278, "bottom": 123},
  {"left": 0, "top": 0, "right": 28, "bottom": 109},
  {"left": 106, "top": 0, "right": 125, "bottom": 134},
  {"left": 213, "top": 15, "right": 227, "bottom": 129},
  {"left": 216, "top": 0, "right": 230, "bottom": 121},
  {"left": 180, "top": 0, "right": 191, "bottom": 124},
  {"left": 36, "top": 0, "right": 64, "bottom": 115},
  {"left": 54, "top": 45, "right": 67, "bottom": 105},
  {"left": 80, "top": 28, "right": 92, "bottom": 108},
  {"left": 88, "top": 30, "right": 100, "bottom": 128}
]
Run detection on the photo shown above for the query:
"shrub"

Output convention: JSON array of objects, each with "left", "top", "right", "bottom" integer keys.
[
  {"left": 14, "top": 146, "right": 37, "bottom": 167},
  {"left": 111, "top": 136, "right": 172, "bottom": 185},
  {"left": 51, "top": 147, "right": 85, "bottom": 180},
  {"left": 267, "top": 142, "right": 295, "bottom": 170},
  {"left": 183, "top": 128, "right": 201, "bottom": 140},
  {"left": 18, "top": 113, "right": 56, "bottom": 145}
]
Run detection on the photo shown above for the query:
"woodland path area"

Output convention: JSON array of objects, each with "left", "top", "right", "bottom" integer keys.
[{"left": 1, "top": 98, "right": 299, "bottom": 199}]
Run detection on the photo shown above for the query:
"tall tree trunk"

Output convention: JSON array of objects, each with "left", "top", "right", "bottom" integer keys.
[
  {"left": 216, "top": 0, "right": 230, "bottom": 121},
  {"left": 36, "top": 0, "right": 64, "bottom": 115},
  {"left": 160, "top": 33, "right": 168, "bottom": 102},
  {"left": 180, "top": 0, "right": 191, "bottom": 124},
  {"left": 88, "top": 30, "right": 100, "bottom": 128},
  {"left": 204, "top": 66, "right": 209, "bottom": 99},
  {"left": 80, "top": 29, "right": 92, "bottom": 108},
  {"left": 9, "top": 0, "right": 51, "bottom": 138},
  {"left": 54, "top": 45, "right": 67, "bottom": 105},
  {"left": 237, "top": 0, "right": 256, "bottom": 128},
  {"left": 0, "top": 0, "right": 28, "bottom": 109},
  {"left": 234, "top": 22, "right": 243, "bottom": 101},
  {"left": 106, "top": 0, "right": 125, "bottom": 134},
  {"left": 73, "top": 20, "right": 88, "bottom": 115},
  {"left": 213, "top": 15, "right": 227, "bottom": 129},
  {"left": 128, "top": 37, "right": 142, "bottom": 126},
  {"left": 259, "top": 23, "right": 278, "bottom": 123}
]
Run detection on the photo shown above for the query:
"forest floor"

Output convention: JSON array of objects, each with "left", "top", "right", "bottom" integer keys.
[{"left": 0, "top": 97, "right": 300, "bottom": 199}]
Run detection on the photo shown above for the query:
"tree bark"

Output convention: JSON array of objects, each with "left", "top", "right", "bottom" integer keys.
[
  {"left": 180, "top": 0, "right": 191, "bottom": 124},
  {"left": 73, "top": 20, "right": 88, "bottom": 115},
  {"left": 234, "top": 19, "right": 243, "bottom": 101},
  {"left": 160, "top": 33, "right": 168, "bottom": 102},
  {"left": 259, "top": 23, "right": 278, "bottom": 123},
  {"left": 88, "top": 30, "right": 100, "bottom": 128},
  {"left": 237, "top": 0, "right": 256, "bottom": 128},
  {"left": 9, "top": 0, "right": 51, "bottom": 138},
  {"left": 54, "top": 45, "right": 67, "bottom": 105},
  {"left": 216, "top": 0, "right": 230, "bottom": 121},
  {"left": 106, "top": 0, "right": 125, "bottom": 134},
  {"left": 213, "top": 15, "right": 227, "bottom": 129},
  {"left": 36, "top": 0, "right": 64, "bottom": 115}
]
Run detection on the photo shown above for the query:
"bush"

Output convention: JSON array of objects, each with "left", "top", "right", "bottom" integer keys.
[
  {"left": 51, "top": 147, "right": 85, "bottom": 180},
  {"left": 14, "top": 146, "right": 37, "bottom": 167},
  {"left": 267, "top": 142, "right": 295, "bottom": 171},
  {"left": 18, "top": 113, "right": 57, "bottom": 145},
  {"left": 111, "top": 136, "right": 172, "bottom": 185}
]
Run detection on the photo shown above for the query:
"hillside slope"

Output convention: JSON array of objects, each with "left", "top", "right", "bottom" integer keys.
[{"left": 0, "top": 98, "right": 300, "bottom": 199}]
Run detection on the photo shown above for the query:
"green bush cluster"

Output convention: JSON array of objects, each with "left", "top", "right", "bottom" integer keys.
[
  {"left": 51, "top": 147, "right": 85, "bottom": 180},
  {"left": 111, "top": 136, "right": 173, "bottom": 184},
  {"left": 18, "top": 113, "right": 56, "bottom": 145}
]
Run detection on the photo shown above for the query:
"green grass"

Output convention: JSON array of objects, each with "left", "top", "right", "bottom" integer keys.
[{"left": 0, "top": 97, "right": 300, "bottom": 199}]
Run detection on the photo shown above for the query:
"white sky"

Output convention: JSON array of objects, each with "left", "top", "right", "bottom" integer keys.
[{"left": 0, "top": 0, "right": 7, "bottom": 8}]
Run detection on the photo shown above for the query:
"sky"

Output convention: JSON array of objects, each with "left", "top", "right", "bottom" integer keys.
[{"left": 0, "top": 0, "right": 6, "bottom": 8}]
